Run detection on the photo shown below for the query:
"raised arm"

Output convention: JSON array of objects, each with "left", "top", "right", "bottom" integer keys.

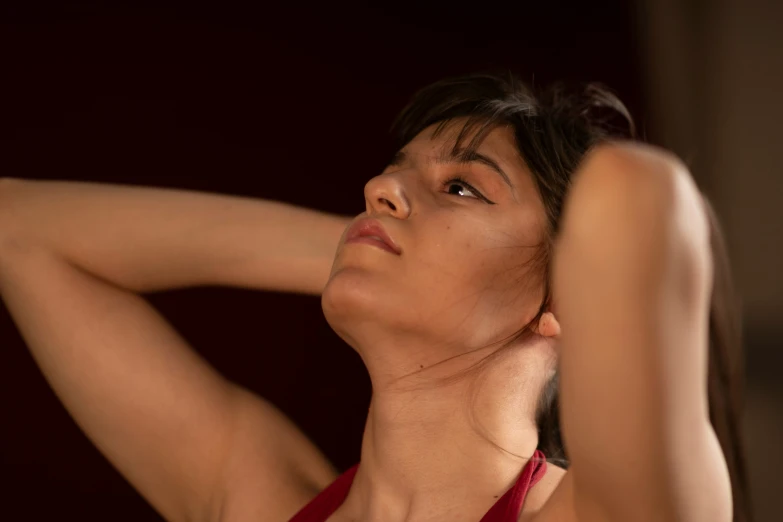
[
  {"left": 0, "top": 177, "right": 351, "bottom": 294},
  {"left": 0, "top": 178, "right": 351, "bottom": 521},
  {"left": 541, "top": 144, "right": 732, "bottom": 522}
]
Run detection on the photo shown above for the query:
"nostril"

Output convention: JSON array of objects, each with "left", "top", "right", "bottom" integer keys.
[{"left": 381, "top": 198, "right": 397, "bottom": 211}]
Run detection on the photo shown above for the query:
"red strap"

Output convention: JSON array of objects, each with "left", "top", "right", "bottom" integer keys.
[
  {"left": 287, "top": 464, "right": 358, "bottom": 522},
  {"left": 479, "top": 449, "right": 548, "bottom": 522},
  {"left": 289, "top": 450, "right": 547, "bottom": 522}
]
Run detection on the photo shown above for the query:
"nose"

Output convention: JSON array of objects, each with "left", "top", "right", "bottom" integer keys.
[{"left": 364, "top": 172, "right": 411, "bottom": 218}]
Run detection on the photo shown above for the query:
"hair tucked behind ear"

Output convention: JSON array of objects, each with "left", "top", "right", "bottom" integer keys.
[{"left": 391, "top": 72, "right": 753, "bottom": 522}]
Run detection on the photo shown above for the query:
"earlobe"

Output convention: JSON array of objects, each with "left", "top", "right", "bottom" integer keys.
[{"left": 537, "top": 311, "right": 562, "bottom": 339}]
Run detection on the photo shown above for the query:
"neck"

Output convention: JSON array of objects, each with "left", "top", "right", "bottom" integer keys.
[{"left": 335, "top": 344, "right": 548, "bottom": 522}]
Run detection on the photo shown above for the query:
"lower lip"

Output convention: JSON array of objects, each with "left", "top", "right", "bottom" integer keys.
[{"left": 345, "top": 236, "right": 399, "bottom": 254}]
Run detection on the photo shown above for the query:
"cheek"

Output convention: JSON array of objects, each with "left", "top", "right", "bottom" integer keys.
[
  {"left": 415, "top": 224, "right": 544, "bottom": 326},
  {"left": 410, "top": 224, "right": 525, "bottom": 299}
]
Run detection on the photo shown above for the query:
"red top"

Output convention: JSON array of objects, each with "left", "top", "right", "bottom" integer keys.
[{"left": 288, "top": 449, "right": 548, "bottom": 522}]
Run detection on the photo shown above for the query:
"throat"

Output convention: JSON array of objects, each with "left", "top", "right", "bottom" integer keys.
[{"left": 330, "top": 394, "right": 541, "bottom": 522}]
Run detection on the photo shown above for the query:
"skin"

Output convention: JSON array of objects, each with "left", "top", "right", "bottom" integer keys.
[
  {"left": 321, "top": 119, "right": 567, "bottom": 521},
  {"left": 0, "top": 116, "right": 729, "bottom": 521},
  {"left": 319, "top": 120, "right": 731, "bottom": 522}
]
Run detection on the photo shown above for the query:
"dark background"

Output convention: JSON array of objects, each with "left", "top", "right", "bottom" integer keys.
[{"left": 1, "top": 1, "right": 780, "bottom": 521}]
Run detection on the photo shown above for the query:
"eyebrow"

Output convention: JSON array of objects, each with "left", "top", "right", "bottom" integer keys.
[{"left": 390, "top": 148, "right": 514, "bottom": 189}]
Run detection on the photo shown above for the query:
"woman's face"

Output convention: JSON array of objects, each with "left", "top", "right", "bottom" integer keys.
[{"left": 322, "top": 119, "right": 549, "bottom": 372}]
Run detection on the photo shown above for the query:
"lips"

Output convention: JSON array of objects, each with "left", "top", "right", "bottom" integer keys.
[{"left": 344, "top": 218, "right": 401, "bottom": 255}]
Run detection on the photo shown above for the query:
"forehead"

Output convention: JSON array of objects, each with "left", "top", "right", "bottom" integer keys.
[{"left": 405, "top": 118, "right": 525, "bottom": 169}]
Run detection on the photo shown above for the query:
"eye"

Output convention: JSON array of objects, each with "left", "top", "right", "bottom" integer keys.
[{"left": 441, "top": 176, "right": 492, "bottom": 203}]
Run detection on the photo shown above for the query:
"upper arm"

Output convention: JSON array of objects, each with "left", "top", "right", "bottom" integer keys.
[
  {"left": 544, "top": 144, "right": 732, "bottom": 522},
  {"left": 215, "top": 389, "right": 339, "bottom": 521},
  {"left": 0, "top": 240, "right": 336, "bottom": 522}
]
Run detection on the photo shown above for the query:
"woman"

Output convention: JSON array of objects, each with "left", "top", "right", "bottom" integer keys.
[{"left": 0, "top": 73, "right": 749, "bottom": 522}]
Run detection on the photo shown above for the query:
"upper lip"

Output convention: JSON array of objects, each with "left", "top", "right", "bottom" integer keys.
[{"left": 345, "top": 218, "right": 402, "bottom": 254}]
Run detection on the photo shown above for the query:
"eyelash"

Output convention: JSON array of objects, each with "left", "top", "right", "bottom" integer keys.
[{"left": 441, "top": 176, "right": 493, "bottom": 203}]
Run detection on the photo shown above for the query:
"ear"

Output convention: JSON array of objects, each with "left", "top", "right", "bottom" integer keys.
[{"left": 536, "top": 311, "right": 561, "bottom": 340}]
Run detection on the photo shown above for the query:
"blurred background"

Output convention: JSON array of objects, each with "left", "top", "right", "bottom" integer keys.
[{"left": 0, "top": 1, "right": 780, "bottom": 520}]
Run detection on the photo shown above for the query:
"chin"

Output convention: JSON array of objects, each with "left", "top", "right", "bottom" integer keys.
[
  {"left": 321, "top": 267, "right": 417, "bottom": 344},
  {"left": 321, "top": 266, "right": 384, "bottom": 329}
]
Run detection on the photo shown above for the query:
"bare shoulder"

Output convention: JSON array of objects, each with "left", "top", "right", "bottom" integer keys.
[
  {"left": 526, "top": 448, "right": 731, "bottom": 522},
  {"left": 216, "top": 388, "right": 339, "bottom": 522}
]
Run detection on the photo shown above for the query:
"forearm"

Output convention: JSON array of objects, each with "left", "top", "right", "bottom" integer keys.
[{"left": 0, "top": 178, "right": 350, "bottom": 294}]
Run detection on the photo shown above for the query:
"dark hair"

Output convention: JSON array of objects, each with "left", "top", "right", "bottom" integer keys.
[{"left": 389, "top": 72, "right": 752, "bottom": 522}]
